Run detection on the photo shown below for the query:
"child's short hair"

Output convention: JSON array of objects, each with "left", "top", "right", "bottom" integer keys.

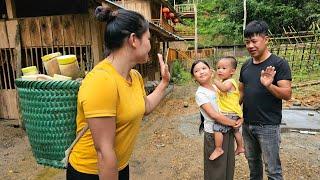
[
  {"left": 218, "top": 56, "right": 237, "bottom": 69},
  {"left": 244, "top": 20, "right": 269, "bottom": 38}
]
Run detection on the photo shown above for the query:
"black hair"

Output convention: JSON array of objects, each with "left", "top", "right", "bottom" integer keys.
[
  {"left": 95, "top": 6, "right": 149, "bottom": 56},
  {"left": 190, "top": 60, "right": 210, "bottom": 76},
  {"left": 217, "top": 56, "right": 238, "bottom": 69},
  {"left": 199, "top": 112, "right": 204, "bottom": 134},
  {"left": 189, "top": 60, "right": 209, "bottom": 133},
  {"left": 244, "top": 20, "right": 269, "bottom": 38}
]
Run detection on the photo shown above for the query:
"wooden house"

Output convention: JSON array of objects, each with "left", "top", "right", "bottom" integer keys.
[{"left": 0, "top": 0, "right": 185, "bottom": 120}]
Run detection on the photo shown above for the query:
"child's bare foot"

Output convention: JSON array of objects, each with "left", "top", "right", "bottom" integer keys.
[
  {"left": 209, "top": 148, "right": 224, "bottom": 160},
  {"left": 235, "top": 147, "right": 245, "bottom": 155}
]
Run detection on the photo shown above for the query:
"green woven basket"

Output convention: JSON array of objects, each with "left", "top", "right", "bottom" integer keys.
[{"left": 15, "top": 79, "right": 80, "bottom": 168}]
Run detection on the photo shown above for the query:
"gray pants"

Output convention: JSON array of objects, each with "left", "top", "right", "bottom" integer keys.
[
  {"left": 242, "top": 124, "right": 283, "bottom": 180},
  {"left": 204, "top": 131, "right": 235, "bottom": 180}
]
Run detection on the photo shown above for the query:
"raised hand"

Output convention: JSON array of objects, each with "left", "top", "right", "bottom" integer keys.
[
  {"left": 157, "top": 53, "right": 170, "bottom": 84},
  {"left": 260, "top": 66, "right": 276, "bottom": 87},
  {"left": 211, "top": 69, "right": 217, "bottom": 80}
]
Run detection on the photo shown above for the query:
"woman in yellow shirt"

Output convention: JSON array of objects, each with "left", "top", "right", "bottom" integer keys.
[{"left": 67, "top": 6, "right": 170, "bottom": 180}]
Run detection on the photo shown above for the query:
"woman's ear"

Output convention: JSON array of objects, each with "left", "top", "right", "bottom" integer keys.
[{"left": 128, "top": 33, "right": 137, "bottom": 48}]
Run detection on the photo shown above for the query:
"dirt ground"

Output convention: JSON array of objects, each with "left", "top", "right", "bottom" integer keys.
[{"left": 1, "top": 83, "right": 320, "bottom": 180}]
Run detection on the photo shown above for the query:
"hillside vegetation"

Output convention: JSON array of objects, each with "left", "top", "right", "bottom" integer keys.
[{"left": 180, "top": 0, "right": 320, "bottom": 47}]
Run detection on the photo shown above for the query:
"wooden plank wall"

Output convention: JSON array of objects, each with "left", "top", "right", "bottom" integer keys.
[
  {"left": 0, "top": 20, "right": 10, "bottom": 48},
  {"left": 0, "top": 89, "right": 18, "bottom": 119},
  {"left": 88, "top": 9, "right": 105, "bottom": 66},
  {"left": 19, "top": 14, "right": 98, "bottom": 73},
  {"left": 168, "top": 48, "right": 178, "bottom": 62},
  {"left": 0, "top": 48, "right": 18, "bottom": 119},
  {"left": 122, "top": 0, "right": 151, "bottom": 20},
  {"left": 0, "top": 19, "right": 19, "bottom": 119},
  {"left": 20, "top": 14, "right": 92, "bottom": 47},
  {"left": 150, "top": 1, "right": 160, "bottom": 19},
  {"left": 0, "top": 48, "right": 16, "bottom": 90},
  {"left": 6, "top": 20, "right": 18, "bottom": 48}
]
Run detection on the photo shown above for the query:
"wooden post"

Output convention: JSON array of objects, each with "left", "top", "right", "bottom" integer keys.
[
  {"left": 14, "top": 20, "right": 22, "bottom": 126},
  {"left": 194, "top": 3, "right": 198, "bottom": 61},
  {"left": 5, "top": 0, "right": 16, "bottom": 19},
  {"left": 243, "top": 0, "right": 246, "bottom": 39},
  {"left": 12, "top": 20, "right": 22, "bottom": 78}
]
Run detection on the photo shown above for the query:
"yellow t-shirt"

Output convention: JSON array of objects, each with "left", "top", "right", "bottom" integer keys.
[
  {"left": 217, "top": 78, "right": 243, "bottom": 118},
  {"left": 69, "top": 59, "right": 146, "bottom": 174}
]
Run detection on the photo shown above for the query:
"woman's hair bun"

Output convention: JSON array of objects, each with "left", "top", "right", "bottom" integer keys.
[{"left": 95, "top": 6, "right": 113, "bottom": 22}]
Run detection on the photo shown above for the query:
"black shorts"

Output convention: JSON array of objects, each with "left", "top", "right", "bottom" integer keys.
[{"left": 66, "top": 163, "right": 129, "bottom": 180}]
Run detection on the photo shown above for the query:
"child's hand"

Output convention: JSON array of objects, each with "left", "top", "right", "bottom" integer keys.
[
  {"left": 212, "top": 70, "right": 222, "bottom": 82},
  {"left": 211, "top": 69, "right": 216, "bottom": 79},
  {"left": 233, "top": 118, "right": 243, "bottom": 128}
]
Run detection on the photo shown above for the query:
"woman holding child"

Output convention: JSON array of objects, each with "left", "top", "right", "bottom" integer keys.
[{"left": 191, "top": 59, "right": 243, "bottom": 180}]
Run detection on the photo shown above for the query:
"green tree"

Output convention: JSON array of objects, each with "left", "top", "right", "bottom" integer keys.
[{"left": 195, "top": 0, "right": 320, "bottom": 46}]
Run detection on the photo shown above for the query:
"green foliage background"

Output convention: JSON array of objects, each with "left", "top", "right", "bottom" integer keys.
[
  {"left": 171, "top": 60, "right": 192, "bottom": 84},
  {"left": 182, "top": 0, "right": 320, "bottom": 47}
]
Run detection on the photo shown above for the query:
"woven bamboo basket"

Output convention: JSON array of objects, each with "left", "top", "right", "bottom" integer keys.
[{"left": 15, "top": 79, "right": 80, "bottom": 168}]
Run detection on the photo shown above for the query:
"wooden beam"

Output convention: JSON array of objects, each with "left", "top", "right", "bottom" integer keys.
[{"left": 5, "top": 0, "right": 16, "bottom": 19}]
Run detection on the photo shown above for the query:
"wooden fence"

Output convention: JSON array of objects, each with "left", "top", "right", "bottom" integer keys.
[
  {"left": 270, "top": 42, "right": 320, "bottom": 81},
  {"left": 169, "top": 42, "right": 320, "bottom": 82},
  {"left": 168, "top": 45, "right": 248, "bottom": 69}
]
